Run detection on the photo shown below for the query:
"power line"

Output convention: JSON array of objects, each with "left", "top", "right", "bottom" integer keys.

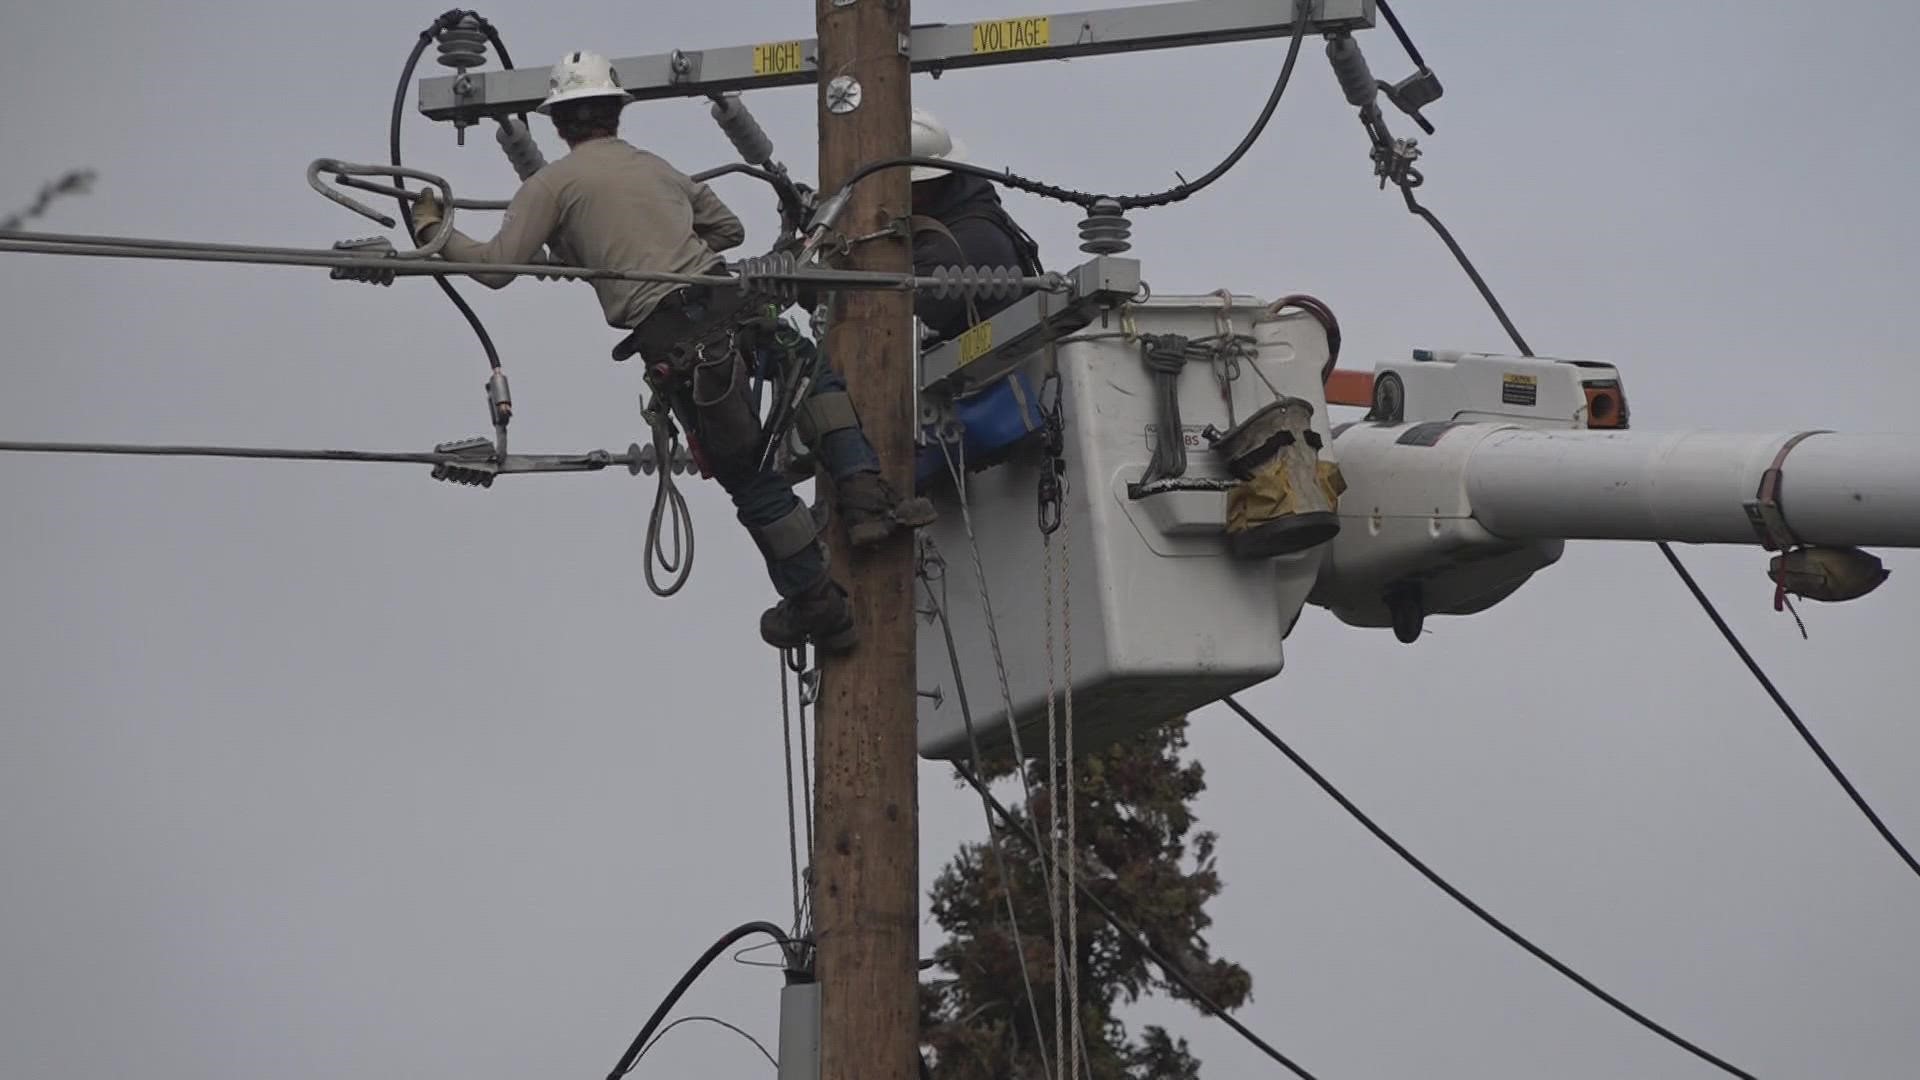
[
  {"left": 604, "top": 921, "right": 796, "bottom": 1080},
  {"left": 1655, "top": 545, "right": 1920, "bottom": 879},
  {"left": 1222, "top": 696, "right": 1758, "bottom": 1079},
  {"left": 630, "top": 1014, "right": 777, "bottom": 1071}
]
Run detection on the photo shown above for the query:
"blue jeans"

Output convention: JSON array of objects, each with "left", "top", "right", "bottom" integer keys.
[{"left": 707, "top": 348, "right": 880, "bottom": 599}]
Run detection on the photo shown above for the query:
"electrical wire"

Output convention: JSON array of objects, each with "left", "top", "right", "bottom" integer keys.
[
  {"left": 604, "top": 921, "right": 796, "bottom": 1080},
  {"left": 390, "top": 16, "right": 502, "bottom": 370},
  {"left": 830, "top": 0, "right": 1313, "bottom": 212},
  {"left": 1381, "top": 150, "right": 1920, "bottom": 884},
  {"left": 1656, "top": 545, "right": 1920, "bottom": 880},
  {"left": 0, "top": 440, "right": 449, "bottom": 466},
  {"left": 1222, "top": 696, "right": 1758, "bottom": 1079},
  {"left": 953, "top": 762, "right": 1322, "bottom": 1080},
  {"left": 1373, "top": 0, "right": 1428, "bottom": 71},
  {"left": 630, "top": 1014, "right": 777, "bottom": 1071}
]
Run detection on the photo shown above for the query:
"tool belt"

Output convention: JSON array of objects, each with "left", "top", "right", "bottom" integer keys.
[{"left": 612, "top": 285, "right": 748, "bottom": 366}]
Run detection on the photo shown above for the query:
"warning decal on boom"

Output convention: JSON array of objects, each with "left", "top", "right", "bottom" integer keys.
[
  {"left": 971, "top": 17, "right": 1052, "bottom": 55},
  {"left": 1502, "top": 373, "right": 1539, "bottom": 407}
]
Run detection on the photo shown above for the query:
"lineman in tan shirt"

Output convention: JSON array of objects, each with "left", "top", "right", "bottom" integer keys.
[{"left": 410, "top": 51, "right": 928, "bottom": 653}]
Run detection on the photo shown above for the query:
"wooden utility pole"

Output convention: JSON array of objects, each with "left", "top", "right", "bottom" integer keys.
[{"left": 812, "top": 1, "right": 919, "bottom": 1079}]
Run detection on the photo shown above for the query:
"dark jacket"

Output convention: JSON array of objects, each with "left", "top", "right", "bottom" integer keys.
[{"left": 910, "top": 174, "right": 1041, "bottom": 342}]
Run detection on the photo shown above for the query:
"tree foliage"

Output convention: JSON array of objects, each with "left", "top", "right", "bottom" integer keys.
[{"left": 922, "top": 718, "right": 1249, "bottom": 1079}]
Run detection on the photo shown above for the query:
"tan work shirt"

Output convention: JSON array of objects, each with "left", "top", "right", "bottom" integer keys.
[{"left": 439, "top": 137, "right": 746, "bottom": 329}]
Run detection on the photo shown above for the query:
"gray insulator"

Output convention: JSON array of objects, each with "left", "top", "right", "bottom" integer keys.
[
  {"left": 437, "top": 16, "right": 489, "bottom": 71},
  {"left": 1078, "top": 198, "right": 1132, "bottom": 255},
  {"left": 735, "top": 251, "right": 802, "bottom": 305},
  {"left": 495, "top": 118, "right": 548, "bottom": 181},
  {"left": 710, "top": 94, "right": 775, "bottom": 167},
  {"left": 923, "top": 266, "right": 1031, "bottom": 301},
  {"left": 1326, "top": 33, "right": 1378, "bottom": 109}
]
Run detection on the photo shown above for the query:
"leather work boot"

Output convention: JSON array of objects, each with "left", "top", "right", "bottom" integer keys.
[
  {"left": 838, "top": 471, "right": 937, "bottom": 548},
  {"left": 760, "top": 579, "right": 859, "bottom": 655}
]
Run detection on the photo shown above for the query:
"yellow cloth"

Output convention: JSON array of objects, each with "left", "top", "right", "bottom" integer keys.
[{"left": 1227, "top": 448, "right": 1346, "bottom": 536}]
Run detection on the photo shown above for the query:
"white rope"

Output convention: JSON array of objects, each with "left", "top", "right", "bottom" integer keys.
[
  {"left": 1062, "top": 492, "right": 1085, "bottom": 1080},
  {"left": 1044, "top": 526, "right": 1065, "bottom": 1080}
]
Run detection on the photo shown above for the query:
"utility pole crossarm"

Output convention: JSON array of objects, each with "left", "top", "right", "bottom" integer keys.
[{"left": 418, "top": 0, "right": 1374, "bottom": 119}]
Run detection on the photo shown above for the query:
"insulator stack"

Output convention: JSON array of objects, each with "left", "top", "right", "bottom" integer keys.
[
  {"left": 709, "top": 94, "right": 775, "bottom": 167},
  {"left": 1078, "top": 198, "right": 1132, "bottom": 255},
  {"left": 734, "top": 251, "right": 803, "bottom": 305},
  {"left": 922, "top": 265, "right": 1034, "bottom": 302},
  {"left": 1326, "top": 33, "right": 1378, "bottom": 108},
  {"left": 495, "top": 118, "right": 548, "bottom": 181},
  {"left": 628, "top": 441, "right": 694, "bottom": 476},
  {"left": 436, "top": 15, "right": 490, "bottom": 71}
]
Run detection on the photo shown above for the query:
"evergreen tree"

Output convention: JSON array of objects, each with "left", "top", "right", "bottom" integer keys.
[{"left": 921, "top": 718, "right": 1250, "bottom": 1079}]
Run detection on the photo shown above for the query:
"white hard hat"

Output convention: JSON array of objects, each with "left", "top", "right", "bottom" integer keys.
[
  {"left": 909, "top": 108, "right": 969, "bottom": 182},
  {"left": 539, "top": 50, "right": 632, "bottom": 114}
]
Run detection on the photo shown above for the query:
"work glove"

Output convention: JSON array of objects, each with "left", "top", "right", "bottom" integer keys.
[{"left": 410, "top": 190, "right": 446, "bottom": 245}]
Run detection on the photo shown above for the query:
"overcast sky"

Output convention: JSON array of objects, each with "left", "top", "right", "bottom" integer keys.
[{"left": 3, "top": 2, "right": 1918, "bottom": 1078}]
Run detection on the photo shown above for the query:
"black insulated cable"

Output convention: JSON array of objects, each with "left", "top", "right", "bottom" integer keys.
[
  {"left": 604, "top": 921, "right": 797, "bottom": 1080},
  {"left": 831, "top": 0, "right": 1313, "bottom": 213},
  {"left": 1655, "top": 545, "right": 1920, "bottom": 881},
  {"left": 1374, "top": 0, "right": 1428, "bottom": 71},
  {"left": 1222, "top": 696, "right": 1759, "bottom": 1080},
  {"left": 391, "top": 13, "right": 503, "bottom": 371}
]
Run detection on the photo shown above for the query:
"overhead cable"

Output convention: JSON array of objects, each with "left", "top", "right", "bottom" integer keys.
[
  {"left": 1655, "top": 546, "right": 1920, "bottom": 880},
  {"left": 0, "top": 230, "right": 1062, "bottom": 297},
  {"left": 604, "top": 921, "right": 797, "bottom": 1080},
  {"left": 628, "top": 1014, "right": 777, "bottom": 1071},
  {"left": 827, "top": 0, "right": 1313, "bottom": 213},
  {"left": 1221, "top": 697, "right": 1758, "bottom": 1079},
  {"left": 953, "top": 762, "right": 1323, "bottom": 1080}
]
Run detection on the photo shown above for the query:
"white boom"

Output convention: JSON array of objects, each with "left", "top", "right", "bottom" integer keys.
[{"left": 1462, "top": 429, "right": 1920, "bottom": 549}]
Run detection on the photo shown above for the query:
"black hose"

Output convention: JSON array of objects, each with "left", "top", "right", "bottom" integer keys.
[
  {"left": 604, "top": 921, "right": 795, "bottom": 1080},
  {"left": 390, "top": 14, "right": 502, "bottom": 371}
]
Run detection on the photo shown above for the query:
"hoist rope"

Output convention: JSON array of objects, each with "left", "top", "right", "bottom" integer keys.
[
  {"left": 935, "top": 434, "right": 1075, "bottom": 1070},
  {"left": 1060, "top": 494, "right": 1084, "bottom": 1080},
  {"left": 934, "top": 436, "right": 1060, "bottom": 892},
  {"left": 1222, "top": 696, "right": 1758, "bottom": 1079},
  {"left": 954, "top": 762, "right": 1323, "bottom": 1080},
  {"left": 919, "top": 543, "right": 1056, "bottom": 1080}
]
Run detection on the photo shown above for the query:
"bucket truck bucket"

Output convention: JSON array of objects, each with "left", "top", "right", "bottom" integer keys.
[{"left": 914, "top": 281, "right": 1335, "bottom": 761}]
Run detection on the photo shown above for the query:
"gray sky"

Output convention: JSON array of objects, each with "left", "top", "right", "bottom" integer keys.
[{"left": 3, "top": 1, "right": 1918, "bottom": 1078}]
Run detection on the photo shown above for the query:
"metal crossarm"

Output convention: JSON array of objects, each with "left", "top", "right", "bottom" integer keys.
[{"left": 418, "top": 0, "right": 1374, "bottom": 120}]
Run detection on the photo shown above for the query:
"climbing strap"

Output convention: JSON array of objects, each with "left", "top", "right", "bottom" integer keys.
[
  {"left": 751, "top": 501, "right": 821, "bottom": 562},
  {"left": 792, "top": 389, "right": 861, "bottom": 445}
]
